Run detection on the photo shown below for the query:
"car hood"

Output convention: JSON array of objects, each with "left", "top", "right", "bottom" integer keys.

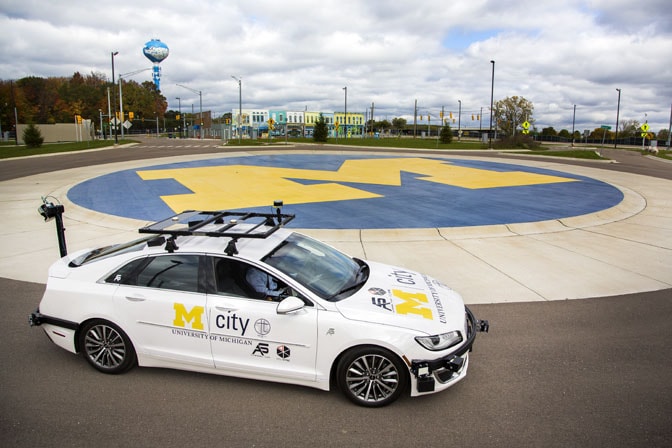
[{"left": 334, "top": 261, "right": 466, "bottom": 335}]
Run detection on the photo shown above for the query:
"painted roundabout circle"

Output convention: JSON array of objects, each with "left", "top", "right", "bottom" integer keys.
[{"left": 67, "top": 154, "right": 624, "bottom": 229}]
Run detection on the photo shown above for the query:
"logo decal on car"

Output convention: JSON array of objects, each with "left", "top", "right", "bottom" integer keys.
[
  {"left": 254, "top": 318, "right": 271, "bottom": 336},
  {"left": 252, "top": 343, "right": 270, "bottom": 357},
  {"left": 173, "top": 303, "right": 205, "bottom": 330},
  {"left": 392, "top": 289, "right": 433, "bottom": 320},
  {"left": 277, "top": 345, "right": 291, "bottom": 360}
]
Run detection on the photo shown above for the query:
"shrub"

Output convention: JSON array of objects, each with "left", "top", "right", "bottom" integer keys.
[
  {"left": 312, "top": 114, "right": 328, "bottom": 143},
  {"left": 493, "top": 134, "right": 540, "bottom": 149},
  {"left": 439, "top": 124, "right": 453, "bottom": 144},
  {"left": 23, "top": 123, "right": 44, "bottom": 148}
]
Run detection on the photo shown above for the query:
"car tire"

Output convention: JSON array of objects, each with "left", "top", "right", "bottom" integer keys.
[
  {"left": 336, "top": 346, "right": 408, "bottom": 407},
  {"left": 78, "top": 320, "right": 136, "bottom": 374}
]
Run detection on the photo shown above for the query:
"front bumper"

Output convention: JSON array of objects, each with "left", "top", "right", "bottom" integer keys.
[{"left": 410, "top": 306, "right": 488, "bottom": 393}]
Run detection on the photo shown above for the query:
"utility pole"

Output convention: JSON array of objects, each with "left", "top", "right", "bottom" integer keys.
[
  {"left": 614, "top": 88, "right": 621, "bottom": 148},
  {"left": 111, "top": 51, "right": 119, "bottom": 144},
  {"left": 177, "top": 84, "right": 203, "bottom": 139}
]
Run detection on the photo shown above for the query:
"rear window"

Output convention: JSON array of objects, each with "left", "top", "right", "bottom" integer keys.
[{"left": 69, "top": 236, "right": 157, "bottom": 267}]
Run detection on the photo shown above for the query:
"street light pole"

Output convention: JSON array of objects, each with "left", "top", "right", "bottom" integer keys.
[
  {"left": 489, "top": 60, "right": 495, "bottom": 148},
  {"left": 119, "top": 68, "right": 151, "bottom": 139},
  {"left": 232, "top": 76, "right": 242, "bottom": 144},
  {"left": 614, "top": 88, "right": 621, "bottom": 148},
  {"left": 111, "top": 51, "right": 119, "bottom": 144},
  {"left": 176, "top": 84, "right": 203, "bottom": 139},
  {"left": 571, "top": 104, "right": 576, "bottom": 147},
  {"left": 458, "top": 99, "right": 462, "bottom": 141},
  {"left": 343, "top": 86, "right": 347, "bottom": 138},
  {"left": 176, "top": 97, "right": 181, "bottom": 138}
]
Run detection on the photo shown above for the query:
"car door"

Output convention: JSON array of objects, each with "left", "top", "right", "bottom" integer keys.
[
  {"left": 207, "top": 256, "right": 318, "bottom": 382},
  {"left": 110, "top": 254, "right": 214, "bottom": 368}
]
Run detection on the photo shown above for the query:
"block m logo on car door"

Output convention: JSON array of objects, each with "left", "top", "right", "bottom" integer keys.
[{"left": 173, "top": 303, "right": 205, "bottom": 330}]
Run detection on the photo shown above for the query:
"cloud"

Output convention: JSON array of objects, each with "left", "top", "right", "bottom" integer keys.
[{"left": 1, "top": 0, "right": 671, "bottom": 132}]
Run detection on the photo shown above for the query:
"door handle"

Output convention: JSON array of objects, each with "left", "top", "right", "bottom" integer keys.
[
  {"left": 215, "top": 306, "right": 238, "bottom": 312},
  {"left": 125, "top": 296, "right": 146, "bottom": 302}
]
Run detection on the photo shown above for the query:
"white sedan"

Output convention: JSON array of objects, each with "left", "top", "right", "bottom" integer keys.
[{"left": 30, "top": 207, "right": 488, "bottom": 407}]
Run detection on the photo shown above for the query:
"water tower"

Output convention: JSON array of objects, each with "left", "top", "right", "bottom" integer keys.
[{"left": 142, "top": 39, "right": 169, "bottom": 91}]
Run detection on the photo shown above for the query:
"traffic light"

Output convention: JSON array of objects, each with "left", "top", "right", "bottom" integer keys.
[
  {"left": 129, "top": 111, "right": 135, "bottom": 120},
  {"left": 449, "top": 112, "right": 453, "bottom": 119}
]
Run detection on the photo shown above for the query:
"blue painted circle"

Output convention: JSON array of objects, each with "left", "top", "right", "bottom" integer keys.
[{"left": 67, "top": 154, "right": 624, "bottom": 229}]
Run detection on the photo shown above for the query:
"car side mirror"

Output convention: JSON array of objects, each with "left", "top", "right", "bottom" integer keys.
[{"left": 277, "top": 296, "right": 305, "bottom": 314}]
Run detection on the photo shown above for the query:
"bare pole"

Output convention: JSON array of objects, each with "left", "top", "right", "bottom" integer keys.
[
  {"left": 489, "top": 60, "right": 495, "bottom": 148},
  {"left": 667, "top": 102, "right": 672, "bottom": 151},
  {"left": 614, "top": 88, "right": 621, "bottom": 148},
  {"left": 111, "top": 51, "right": 119, "bottom": 144}
]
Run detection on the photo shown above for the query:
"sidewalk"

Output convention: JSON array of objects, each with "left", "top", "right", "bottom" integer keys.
[{"left": 1, "top": 150, "right": 670, "bottom": 304}]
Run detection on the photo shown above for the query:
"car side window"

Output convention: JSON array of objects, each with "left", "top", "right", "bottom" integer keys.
[
  {"left": 108, "top": 255, "right": 202, "bottom": 293},
  {"left": 214, "top": 258, "right": 248, "bottom": 297},
  {"left": 136, "top": 255, "right": 201, "bottom": 293},
  {"left": 213, "top": 257, "right": 309, "bottom": 304}
]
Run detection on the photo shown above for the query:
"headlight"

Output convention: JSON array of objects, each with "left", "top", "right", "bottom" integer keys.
[{"left": 415, "top": 331, "right": 463, "bottom": 351}]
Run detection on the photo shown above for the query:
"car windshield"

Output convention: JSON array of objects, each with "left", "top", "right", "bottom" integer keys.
[{"left": 263, "top": 233, "right": 367, "bottom": 301}]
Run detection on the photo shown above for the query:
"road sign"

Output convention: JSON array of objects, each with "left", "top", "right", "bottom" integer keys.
[
  {"left": 522, "top": 121, "right": 530, "bottom": 129},
  {"left": 641, "top": 123, "right": 650, "bottom": 132},
  {"left": 600, "top": 125, "right": 611, "bottom": 130}
]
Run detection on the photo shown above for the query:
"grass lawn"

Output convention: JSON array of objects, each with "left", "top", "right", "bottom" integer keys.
[{"left": 0, "top": 139, "right": 138, "bottom": 159}]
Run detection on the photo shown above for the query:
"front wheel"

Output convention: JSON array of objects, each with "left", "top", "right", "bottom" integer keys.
[
  {"left": 336, "top": 346, "right": 408, "bottom": 407},
  {"left": 78, "top": 320, "right": 136, "bottom": 374}
]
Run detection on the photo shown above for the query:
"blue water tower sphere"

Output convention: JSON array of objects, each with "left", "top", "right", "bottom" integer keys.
[{"left": 143, "top": 39, "right": 169, "bottom": 63}]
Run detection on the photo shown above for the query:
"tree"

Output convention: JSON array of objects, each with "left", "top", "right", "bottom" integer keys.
[
  {"left": 541, "top": 127, "right": 557, "bottom": 136},
  {"left": 493, "top": 96, "right": 534, "bottom": 136},
  {"left": 312, "top": 113, "right": 328, "bottom": 142},
  {"left": 618, "top": 119, "right": 640, "bottom": 138},
  {"left": 378, "top": 119, "right": 391, "bottom": 134},
  {"left": 439, "top": 123, "right": 453, "bottom": 144},
  {"left": 23, "top": 123, "right": 44, "bottom": 147},
  {"left": 558, "top": 129, "right": 571, "bottom": 139},
  {"left": 392, "top": 117, "right": 407, "bottom": 136}
]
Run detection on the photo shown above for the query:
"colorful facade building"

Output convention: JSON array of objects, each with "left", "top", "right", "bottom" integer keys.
[{"left": 231, "top": 108, "right": 364, "bottom": 138}]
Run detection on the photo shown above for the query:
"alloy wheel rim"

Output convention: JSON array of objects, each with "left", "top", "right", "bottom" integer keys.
[
  {"left": 85, "top": 324, "right": 126, "bottom": 369},
  {"left": 345, "top": 354, "right": 399, "bottom": 403}
]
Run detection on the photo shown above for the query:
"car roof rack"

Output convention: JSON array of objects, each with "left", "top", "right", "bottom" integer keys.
[{"left": 138, "top": 203, "right": 295, "bottom": 255}]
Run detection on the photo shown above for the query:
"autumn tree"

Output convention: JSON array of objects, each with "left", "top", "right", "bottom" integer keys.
[{"left": 493, "top": 96, "right": 534, "bottom": 136}]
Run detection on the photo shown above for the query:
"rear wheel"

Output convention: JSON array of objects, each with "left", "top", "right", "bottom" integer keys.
[
  {"left": 336, "top": 346, "right": 408, "bottom": 407},
  {"left": 79, "top": 320, "right": 136, "bottom": 374}
]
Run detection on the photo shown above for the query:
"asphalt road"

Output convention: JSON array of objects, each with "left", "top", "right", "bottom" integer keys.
[{"left": 1, "top": 139, "right": 671, "bottom": 447}]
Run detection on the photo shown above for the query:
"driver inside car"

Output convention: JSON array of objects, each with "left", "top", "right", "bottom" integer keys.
[{"left": 245, "top": 266, "right": 289, "bottom": 301}]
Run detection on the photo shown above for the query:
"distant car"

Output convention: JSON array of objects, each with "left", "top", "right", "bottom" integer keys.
[{"left": 30, "top": 206, "right": 487, "bottom": 407}]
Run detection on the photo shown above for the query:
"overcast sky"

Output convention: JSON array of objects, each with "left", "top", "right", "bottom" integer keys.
[{"left": 1, "top": 0, "right": 671, "bottom": 133}]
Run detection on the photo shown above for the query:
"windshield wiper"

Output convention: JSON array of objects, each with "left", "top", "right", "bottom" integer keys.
[{"left": 330, "top": 261, "right": 369, "bottom": 300}]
